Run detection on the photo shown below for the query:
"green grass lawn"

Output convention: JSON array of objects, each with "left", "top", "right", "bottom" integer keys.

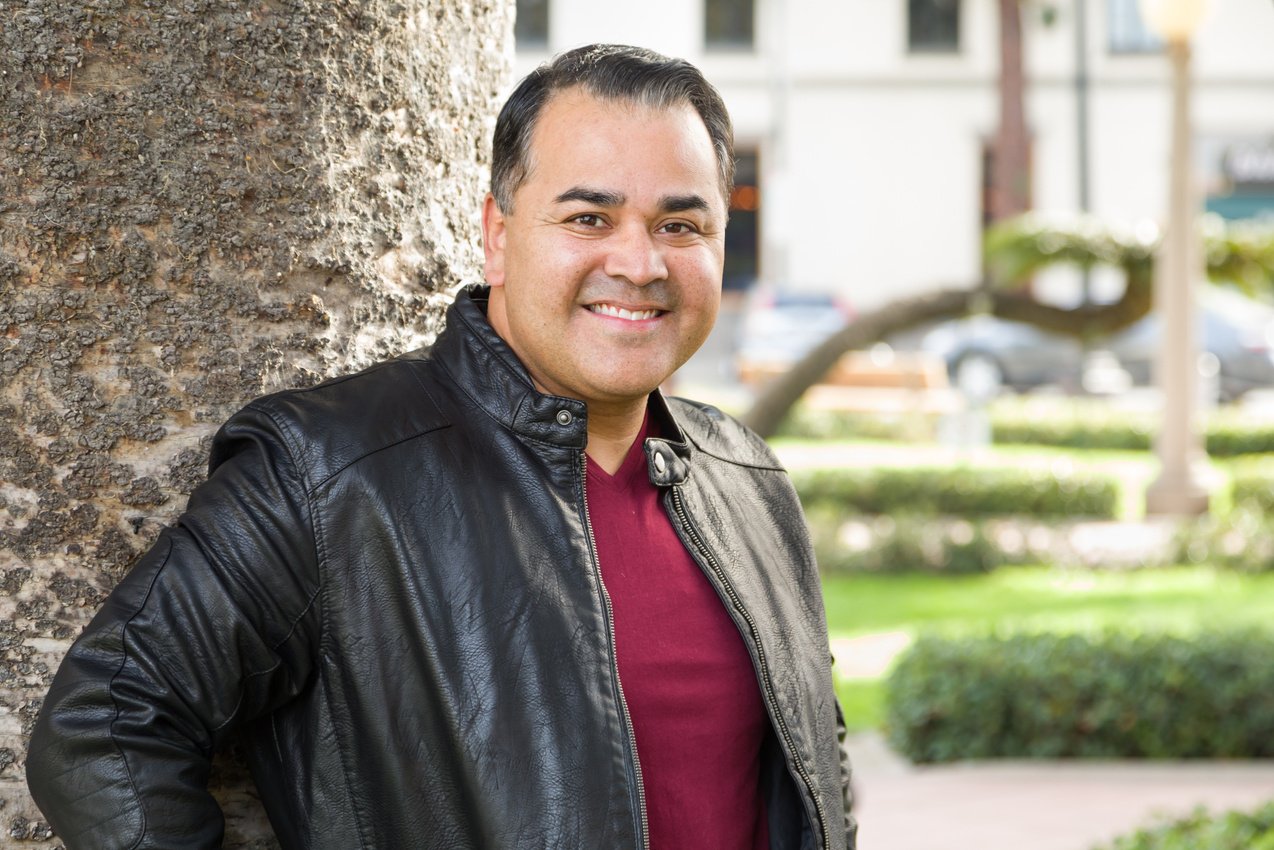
[
  {"left": 762, "top": 423, "right": 1274, "bottom": 728},
  {"left": 822, "top": 566, "right": 1274, "bottom": 730}
]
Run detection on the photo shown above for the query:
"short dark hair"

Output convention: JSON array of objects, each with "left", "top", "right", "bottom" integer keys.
[{"left": 490, "top": 44, "right": 735, "bottom": 213}]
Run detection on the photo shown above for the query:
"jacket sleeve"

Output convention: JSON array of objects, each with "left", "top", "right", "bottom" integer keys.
[
  {"left": 836, "top": 699, "right": 858, "bottom": 849},
  {"left": 26, "top": 403, "right": 321, "bottom": 850}
]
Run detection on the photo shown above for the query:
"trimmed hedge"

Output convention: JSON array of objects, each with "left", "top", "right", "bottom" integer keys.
[
  {"left": 808, "top": 514, "right": 1182, "bottom": 575},
  {"left": 1231, "top": 458, "right": 1274, "bottom": 512},
  {"left": 885, "top": 631, "right": 1274, "bottom": 763},
  {"left": 990, "top": 407, "right": 1153, "bottom": 452},
  {"left": 1096, "top": 802, "right": 1274, "bottom": 850},
  {"left": 792, "top": 466, "right": 1118, "bottom": 518},
  {"left": 808, "top": 514, "right": 1030, "bottom": 575},
  {"left": 776, "top": 402, "right": 1274, "bottom": 457},
  {"left": 1175, "top": 508, "right": 1274, "bottom": 573},
  {"left": 990, "top": 404, "right": 1274, "bottom": 457},
  {"left": 776, "top": 408, "right": 940, "bottom": 442},
  {"left": 1175, "top": 464, "right": 1274, "bottom": 571},
  {"left": 1210, "top": 420, "right": 1274, "bottom": 458},
  {"left": 806, "top": 508, "right": 1274, "bottom": 575}
]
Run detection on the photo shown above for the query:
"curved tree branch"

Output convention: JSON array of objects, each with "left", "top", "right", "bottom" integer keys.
[{"left": 740, "top": 267, "right": 1153, "bottom": 438}]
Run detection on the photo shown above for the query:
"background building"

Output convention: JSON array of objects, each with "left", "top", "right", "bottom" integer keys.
[{"left": 513, "top": 0, "right": 1274, "bottom": 313}]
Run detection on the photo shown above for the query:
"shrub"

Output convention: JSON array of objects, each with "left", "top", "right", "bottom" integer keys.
[
  {"left": 808, "top": 513, "right": 1030, "bottom": 575},
  {"left": 1168, "top": 468, "right": 1274, "bottom": 572},
  {"left": 808, "top": 514, "right": 1178, "bottom": 575},
  {"left": 1095, "top": 802, "right": 1274, "bottom": 850},
  {"left": 776, "top": 407, "right": 937, "bottom": 442},
  {"left": 792, "top": 465, "right": 1118, "bottom": 518},
  {"left": 777, "top": 398, "right": 1274, "bottom": 456},
  {"left": 990, "top": 401, "right": 1274, "bottom": 457},
  {"left": 1230, "top": 458, "right": 1274, "bottom": 513},
  {"left": 885, "top": 630, "right": 1274, "bottom": 763},
  {"left": 990, "top": 405, "right": 1153, "bottom": 452},
  {"left": 1209, "top": 420, "right": 1274, "bottom": 457},
  {"left": 1174, "top": 507, "right": 1274, "bottom": 573}
]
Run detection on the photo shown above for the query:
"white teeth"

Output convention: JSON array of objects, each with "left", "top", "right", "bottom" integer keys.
[{"left": 589, "top": 304, "right": 660, "bottom": 321}]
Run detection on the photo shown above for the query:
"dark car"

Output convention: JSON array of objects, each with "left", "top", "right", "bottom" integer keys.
[{"left": 921, "top": 287, "right": 1274, "bottom": 402}]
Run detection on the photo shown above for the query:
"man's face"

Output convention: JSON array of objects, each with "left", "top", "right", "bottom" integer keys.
[{"left": 482, "top": 88, "right": 727, "bottom": 412}]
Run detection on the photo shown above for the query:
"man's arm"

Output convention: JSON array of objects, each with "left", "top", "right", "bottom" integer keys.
[
  {"left": 836, "top": 698, "right": 858, "bottom": 849},
  {"left": 26, "top": 405, "right": 320, "bottom": 849}
]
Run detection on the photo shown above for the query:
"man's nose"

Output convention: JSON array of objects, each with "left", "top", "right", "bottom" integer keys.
[{"left": 602, "top": 224, "right": 668, "bottom": 286}]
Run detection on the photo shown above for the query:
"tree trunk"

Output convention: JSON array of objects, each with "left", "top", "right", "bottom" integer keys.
[
  {"left": 0, "top": 1, "right": 511, "bottom": 844},
  {"left": 991, "top": 0, "right": 1031, "bottom": 223}
]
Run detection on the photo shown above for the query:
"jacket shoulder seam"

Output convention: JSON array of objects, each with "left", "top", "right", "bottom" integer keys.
[
  {"left": 247, "top": 385, "right": 451, "bottom": 497},
  {"left": 299, "top": 454, "right": 371, "bottom": 848},
  {"left": 219, "top": 403, "right": 325, "bottom": 725},
  {"left": 669, "top": 399, "right": 786, "bottom": 472}
]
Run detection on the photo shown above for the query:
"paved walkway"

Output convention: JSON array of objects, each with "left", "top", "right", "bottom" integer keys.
[{"left": 846, "top": 732, "right": 1274, "bottom": 850}]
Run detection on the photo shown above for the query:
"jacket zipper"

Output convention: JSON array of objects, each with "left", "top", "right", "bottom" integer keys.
[
  {"left": 668, "top": 485, "right": 832, "bottom": 850},
  {"left": 578, "top": 450, "right": 650, "bottom": 850}
]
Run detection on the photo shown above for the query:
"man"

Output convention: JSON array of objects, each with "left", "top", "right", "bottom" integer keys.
[{"left": 28, "top": 44, "right": 856, "bottom": 849}]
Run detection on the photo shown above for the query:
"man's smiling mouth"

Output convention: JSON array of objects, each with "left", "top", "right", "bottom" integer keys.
[{"left": 586, "top": 303, "right": 664, "bottom": 321}]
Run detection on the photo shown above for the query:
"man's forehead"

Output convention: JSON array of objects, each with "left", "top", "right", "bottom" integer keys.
[
  {"left": 521, "top": 88, "right": 723, "bottom": 202},
  {"left": 532, "top": 87, "right": 703, "bottom": 138}
]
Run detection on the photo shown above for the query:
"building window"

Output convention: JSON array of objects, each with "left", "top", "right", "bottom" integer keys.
[
  {"left": 705, "top": 0, "right": 754, "bottom": 51},
  {"left": 908, "top": 0, "right": 961, "bottom": 53},
  {"left": 1108, "top": 0, "right": 1161, "bottom": 54},
  {"left": 515, "top": 0, "right": 549, "bottom": 50},
  {"left": 724, "top": 151, "right": 759, "bottom": 292}
]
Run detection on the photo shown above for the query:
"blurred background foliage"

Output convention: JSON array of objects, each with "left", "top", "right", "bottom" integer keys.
[
  {"left": 984, "top": 213, "right": 1274, "bottom": 294},
  {"left": 741, "top": 214, "right": 1274, "bottom": 438},
  {"left": 886, "top": 630, "right": 1274, "bottom": 762},
  {"left": 786, "top": 394, "right": 1274, "bottom": 761},
  {"left": 1094, "top": 801, "right": 1274, "bottom": 850}
]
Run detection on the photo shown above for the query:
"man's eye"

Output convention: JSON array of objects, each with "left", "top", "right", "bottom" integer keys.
[
  {"left": 659, "top": 222, "right": 698, "bottom": 235},
  {"left": 570, "top": 214, "right": 604, "bottom": 227}
]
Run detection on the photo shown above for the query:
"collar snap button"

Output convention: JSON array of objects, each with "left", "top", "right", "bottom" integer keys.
[
  {"left": 555, "top": 409, "right": 573, "bottom": 426},
  {"left": 654, "top": 452, "right": 667, "bottom": 474}
]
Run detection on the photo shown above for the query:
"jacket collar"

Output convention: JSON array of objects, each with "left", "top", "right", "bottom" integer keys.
[
  {"left": 431, "top": 286, "right": 693, "bottom": 485},
  {"left": 430, "top": 285, "right": 588, "bottom": 449},
  {"left": 644, "top": 394, "right": 692, "bottom": 487}
]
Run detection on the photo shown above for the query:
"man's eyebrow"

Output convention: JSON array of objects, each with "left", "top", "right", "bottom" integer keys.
[
  {"left": 551, "top": 188, "right": 712, "bottom": 214},
  {"left": 659, "top": 194, "right": 710, "bottom": 214},
  {"left": 553, "top": 187, "right": 625, "bottom": 206}
]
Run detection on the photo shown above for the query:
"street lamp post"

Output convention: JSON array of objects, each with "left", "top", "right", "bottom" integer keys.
[{"left": 1141, "top": 0, "right": 1211, "bottom": 515}]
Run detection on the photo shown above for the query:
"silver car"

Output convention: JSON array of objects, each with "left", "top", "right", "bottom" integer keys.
[{"left": 921, "top": 287, "right": 1274, "bottom": 402}]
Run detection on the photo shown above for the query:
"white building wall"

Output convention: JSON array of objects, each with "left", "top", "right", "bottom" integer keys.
[
  {"left": 514, "top": 0, "right": 1274, "bottom": 313},
  {"left": 550, "top": 0, "right": 704, "bottom": 59},
  {"left": 781, "top": 84, "right": 991, "bottom": 299},
  {"left": 1178, "top": 0, "right": 1274, "bottom": 78}
]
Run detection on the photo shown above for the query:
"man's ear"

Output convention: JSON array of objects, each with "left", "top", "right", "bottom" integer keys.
[{"left": 481, "top": 193, "right": 507, "bottom": 288}]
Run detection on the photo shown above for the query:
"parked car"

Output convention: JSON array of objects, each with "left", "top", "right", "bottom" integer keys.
[
  {"left": 920, "top": 287, "right": 1274, "bottom": 401},
  {"left": 735, "top": 288, "right": 852, "bottom": 371}
]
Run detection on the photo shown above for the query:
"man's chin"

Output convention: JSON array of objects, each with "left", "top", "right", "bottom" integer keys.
[{"left": 581, "top": 377, "right": 673, "bottom": 410}]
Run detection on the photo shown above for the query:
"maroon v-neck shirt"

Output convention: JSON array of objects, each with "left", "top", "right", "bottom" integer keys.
[{"left": 585, "top": 413, "right": 769, "bottom": 849}]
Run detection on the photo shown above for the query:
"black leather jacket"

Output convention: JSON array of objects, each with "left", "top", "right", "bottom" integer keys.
[{"left": 28, "top": 286, "right": 855, "bottom": 850}]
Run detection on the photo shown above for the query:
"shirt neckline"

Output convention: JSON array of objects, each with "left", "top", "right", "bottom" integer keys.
[{"left": 586, "top": 408, "right": 655, "bottom": 493}]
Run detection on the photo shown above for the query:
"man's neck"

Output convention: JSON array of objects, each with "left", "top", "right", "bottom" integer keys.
[{"left": 585, "top": 398, "right": 648, "bottom": 475}]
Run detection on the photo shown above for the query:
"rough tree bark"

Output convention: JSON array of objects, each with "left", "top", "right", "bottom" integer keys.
[{"left": 0, "top": 0, "right": 510, "bottom": 844}]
